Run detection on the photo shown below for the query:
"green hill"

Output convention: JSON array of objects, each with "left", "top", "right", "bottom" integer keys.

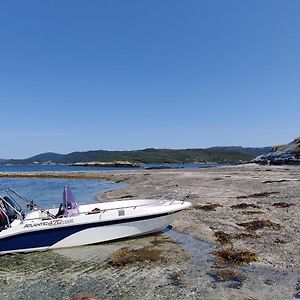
[
  {"left": 2, "top": 146, "right": 269, "bottom": 165},
  {"left": 208, "top": 146, "right": 272, "bottom": 157}
]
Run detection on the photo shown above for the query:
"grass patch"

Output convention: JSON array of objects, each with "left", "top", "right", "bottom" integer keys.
[
  {"left": 213, "top": 247, "right": 258, "bottom": 265},
  {"left": 272, "top": 202, "right": 294, "bottom": 208},
  {"left": 209, "top": 268, "right": 248, "bottom": 283},
  {"left": 237, "top": 220, "right": 282, "bottom": 231},
  {"left": 193, "top": 203, "right": 223, "bottom": 211},
  {"left": 108, "top": 245, "right": 162, "bottom": 267},
  {"left": 231, "top": 203, "right": 260, "bottom": 209}
]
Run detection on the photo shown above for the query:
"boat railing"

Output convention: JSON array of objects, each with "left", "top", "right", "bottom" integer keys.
[
  {"left": 98, "top": 195, "right": 189, "bottom": 213},
  {"left": 85, "top": 195, "right": 185, "bottom": 218},
  {"left": 3, "top": 187, "right": 31, "bottom": 207},
  {"left": 1, "top": 187, "right": 56, "bottom": 219},
  {"left": 159, "top": 191, "right": 190, "bottom": 204},
  {"left": 20, "top": 197, "right": 189, "bottom": 222},
  {"left": 0, "top": 186, "right": 189, "bottom": 223},
  {"left": 0, "top": 195, "right": 24, "bottom": 228}
]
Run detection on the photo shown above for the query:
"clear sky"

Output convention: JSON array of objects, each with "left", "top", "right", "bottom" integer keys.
[{"left": 0, "top": 0, "right": 299, "bottom": 158}]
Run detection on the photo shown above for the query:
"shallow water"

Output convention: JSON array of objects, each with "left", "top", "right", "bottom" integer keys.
[
  {"left": 0, "top": 163, "right": 219, "bottom": 173},
  {"left": 0, "top": 177, "right": 125, "bottom": 209},
  {"left": 165, "top": 229, "right": 215, "bottom": 260},
  {"left": 53, "top": 228, "right": 215, "bottom": 263},
  {"left": 0, "top": 164, "right": 143, "bottom": 172}
]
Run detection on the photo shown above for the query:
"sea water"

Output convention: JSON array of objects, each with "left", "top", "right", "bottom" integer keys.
[
  {"left": 0, "top": 163, "right": 218, "bottom": 173},
  {"left": 0, "top": 164, "right": 142, "bottom": 172},
  {"left": 0, "top": 177, "right": 124, "bottom": 209}
]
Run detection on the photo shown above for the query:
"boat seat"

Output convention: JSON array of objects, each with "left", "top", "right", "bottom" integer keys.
[{"left": 55, "top": 203, "right": 65, "bottom": 218}]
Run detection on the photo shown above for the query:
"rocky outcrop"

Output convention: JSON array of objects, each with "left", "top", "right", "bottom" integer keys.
[{"left": 254, "top": 137, "right": 300, "bottom": 165}]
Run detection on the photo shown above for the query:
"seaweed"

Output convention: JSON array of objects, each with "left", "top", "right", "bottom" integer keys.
[
  {"left": 272, "top": 202, "right": 294, "bottom": 208},
  {"left": 72, "top": 295, "right": 99, "bottom": 300},
  {"left": 231, "top": 203, "right": 260, "bottom": 209},
  {"left": 274, "top": 238, "right": 288, "bottom": 244},
  {"left": 237, "top": 220, "right": 282, "bottom": 231},
  {"left": 150, "top": 238, "right": 177, "bottom": 246},
  {"left": 214, "top": 231, "right": 232, "bottom": 244},
  {"left": 193, "top": 203, "right": 223, "bottom": 211},
  {"left": 213, "top": 247, "right": 258, "bottom": 265},
  {"left": 263, "top": 180, "right": 289, "bottom": 184},
  {"left": 237, "top": 192, "right": 279, "bottom": 199},
  {"left": 214, "top": 231, "right": 258, "bottom": 244},
  {"left": 209, "top": 269, "right": 247, "bottom": 283},
  {"left": 234, "top": 233, "right": 258, "bottom": 240},
  {"left": 228, "top": 282, "right": 243, "bottom": 289},
  {"left": 108, "top": 246, "right": 162, "bottom": 267},
  {"left": 241, "top": 210, "right": 265, "bottom": 215},
  {"left": 167, "top": 270, "right": 184, "bottom": 286}
]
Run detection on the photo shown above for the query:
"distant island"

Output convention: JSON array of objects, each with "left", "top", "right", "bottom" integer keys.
[
  {"left": 0, "top": 146, "right": 271, "bottom": 166},
  {"left": 70, "top": 161, "right": 143, "bottom": 168}
]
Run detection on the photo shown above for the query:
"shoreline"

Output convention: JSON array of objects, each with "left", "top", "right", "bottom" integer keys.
[{"left": 0, "top": 164, "right": 299, "bottom": 299}]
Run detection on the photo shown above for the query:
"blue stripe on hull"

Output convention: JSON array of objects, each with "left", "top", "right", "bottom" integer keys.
[{"left": 0, "top": 212, "right": 175, "bottom": 253}]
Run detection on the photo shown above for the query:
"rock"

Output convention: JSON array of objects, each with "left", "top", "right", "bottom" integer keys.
[{"left": 253, "top": 137, "right": 300, "bottom": 165}]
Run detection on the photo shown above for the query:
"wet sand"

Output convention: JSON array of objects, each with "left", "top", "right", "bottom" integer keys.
[{"left": 0, "top": 164, "right": 299, "bottom": 299}]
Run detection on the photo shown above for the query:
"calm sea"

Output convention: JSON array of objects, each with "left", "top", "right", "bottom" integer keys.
[
  {"left": 0, "top": 177, "right": 124, "bottom": 209},
  {"left": 0, "top": 164, "right": 216, "bottom": 209},
  {"left": 0, "top": 163, "right": 217, "bottom": 173}
]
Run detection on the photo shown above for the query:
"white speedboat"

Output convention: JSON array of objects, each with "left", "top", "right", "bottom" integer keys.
[{"left": 0, "top": 186, "right": 191, "bottom": 254}]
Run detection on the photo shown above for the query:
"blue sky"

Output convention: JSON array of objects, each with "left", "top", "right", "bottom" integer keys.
[{"left": 1, "top": 0, "right": 299, "bottom": 158}]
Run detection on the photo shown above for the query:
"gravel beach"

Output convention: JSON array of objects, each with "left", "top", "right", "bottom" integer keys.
[{"left": 0, "top": 164, "right": 299, "bottom": 300}]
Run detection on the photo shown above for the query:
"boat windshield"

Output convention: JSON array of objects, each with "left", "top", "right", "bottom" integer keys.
[{"left": 62, "top": 185, "right": 79, "bottom": 217}]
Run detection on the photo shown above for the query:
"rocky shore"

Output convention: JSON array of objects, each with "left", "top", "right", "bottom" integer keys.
[
  {"left": 0, "top": 165, "right": 299, "bottom": 299},
  {"left": 254, "top": 136, "right": 300, "bottom": 165}
]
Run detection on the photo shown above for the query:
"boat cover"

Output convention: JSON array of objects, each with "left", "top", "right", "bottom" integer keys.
[{"left": 63, "top": 186, "right": 79, "bottom": 216}]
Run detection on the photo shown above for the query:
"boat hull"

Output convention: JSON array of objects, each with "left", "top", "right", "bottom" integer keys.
[{"left": 0, "top": 211, "right": 179, "bottom": 254}]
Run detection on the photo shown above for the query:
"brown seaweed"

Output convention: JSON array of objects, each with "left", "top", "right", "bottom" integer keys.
[
  {"left": 109, "top": 246, "right": 162, "bottom": 267},
  {"left": 213, "top": 247, "right": 258, "bottom": 265},
  {"left": 237, "top": 220, "right": 282, "bottom": 231},
  {"left": 209, "top": 268, "right": 248, "bottom": 283},
  {"left": 193, "top": 203, "right": 223, "bottom": 211}
]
